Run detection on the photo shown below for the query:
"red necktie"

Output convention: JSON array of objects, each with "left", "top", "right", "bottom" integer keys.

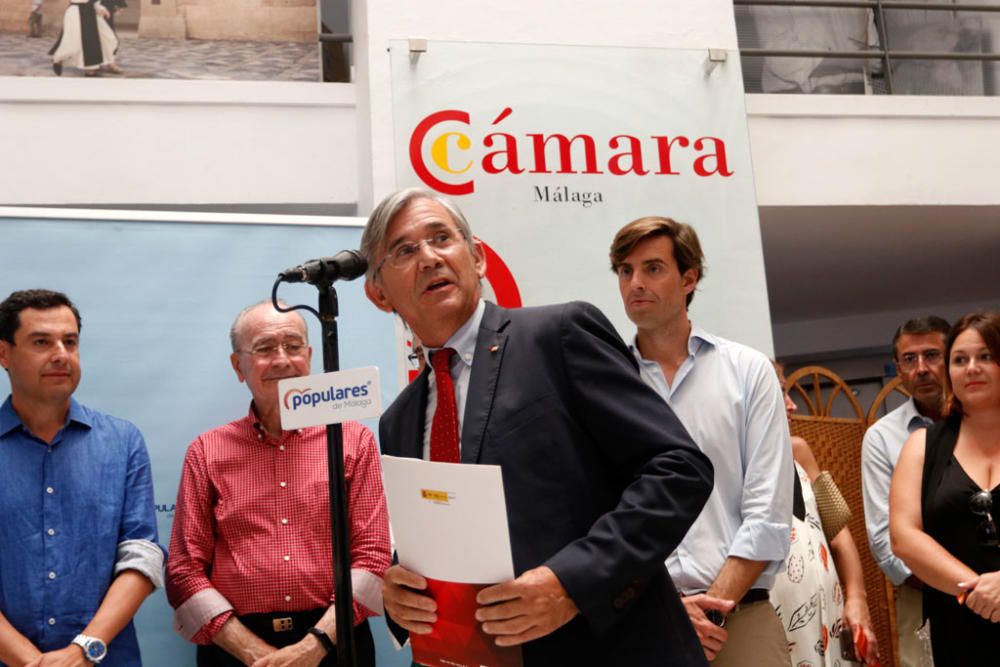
[{"left": 430, "top": 348, "right": 460, "bottom": 463}]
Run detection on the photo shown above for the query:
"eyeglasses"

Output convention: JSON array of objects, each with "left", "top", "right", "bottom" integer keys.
[
  {"left": 376, "top": 229, "right": 464, "bottom": 273},
  {"left": 240, "top": 340, "right": 307, "bottom": 358},
  {"left": 897, "top": 349, "right": 944, "bottom": 371},
  {"left": 969, "top": 489, "right": 998, "bottom": 547}
]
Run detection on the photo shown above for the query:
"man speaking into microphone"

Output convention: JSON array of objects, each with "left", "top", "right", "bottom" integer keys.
[
  {"left": 165, "top": 300, "right": 391, "bottom": 667},
  {"left": 361, "top": 188, "right": 714, "bottom": 665}
]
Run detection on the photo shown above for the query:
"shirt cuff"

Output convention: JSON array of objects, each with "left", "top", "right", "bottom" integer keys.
[
  {"left": 173, "top": 587, "right": 235, "bottom": 642},
  {"left": 190, "top": 611, "right": 233, "bottom": 645},
  {"left": 728, "top": 519, "right": 792, "bottom": 564},
  {"left": 115, "top": 539, "right": 165, "bottom": 590},
  {"left": 880, "top": 556, "right": 913, "bottom": 587},
  {"left": 351, "top": 568, "right": 384, "bottom": 617}
]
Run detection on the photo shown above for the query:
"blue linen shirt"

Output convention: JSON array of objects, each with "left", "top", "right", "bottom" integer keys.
[
  {"left": 861, "top": 396, "right": 933, "bottom": 586},
  {"left": 631, "top": 327, "right": 793, "bottom": 594},
  {"left": 0, "top": 397, "right": 162, "bottom": 666}
]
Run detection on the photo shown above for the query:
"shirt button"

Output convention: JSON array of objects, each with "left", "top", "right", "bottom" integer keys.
[
  {"left": 47, "top": 528, "right": 55, "bottom": 536},
  {"left": 283, "top": 555, "right": 290, "bottom": 562},
  {"left": 48, "top": 618, "right": 56, "bottom": 626},
  {"left": 281, "top": 518, "right": 288, "bottom": 525},
  {"left": 48, "top": 572, "right": 56, "bottom": 580},
  {"left": 279, "top": 481, "right": 287, "bottom": 488},
  {"left": 46, "top": 487, "right": 54, "bottom": 494},
  {"left": 279, "top": 445, "right": 285, "bottom": 451},
  {"left": 284, "top": 595, "right": 292, "bottom": 602}
]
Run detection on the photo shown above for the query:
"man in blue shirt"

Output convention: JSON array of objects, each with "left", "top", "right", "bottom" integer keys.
[
  {"left": 610, "top": 217, "right": 793, "bottom": 667},
  {"left": 0, "top": 289, "right": 163, "bottom": 667}
]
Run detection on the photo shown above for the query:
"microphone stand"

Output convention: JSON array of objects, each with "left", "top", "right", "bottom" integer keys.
[{"left": 272, "top": 280, "right": 356, "bottom": 667}]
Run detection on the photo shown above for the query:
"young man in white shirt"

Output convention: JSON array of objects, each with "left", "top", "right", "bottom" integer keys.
[{"left": 610, "top": 216, "right": 794, "bottom": 667}]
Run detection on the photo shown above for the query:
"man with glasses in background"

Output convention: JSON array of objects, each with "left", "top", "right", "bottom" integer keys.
[
  {"left": 862, "top": 315, "right": 951, "bottom": 666},
  {"left": 165, "top": 301, "right": 391, "bottom": 667}
]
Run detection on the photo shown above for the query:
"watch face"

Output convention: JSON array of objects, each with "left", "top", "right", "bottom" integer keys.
[{"left": 86, "top": 640, "right": 107, "bottom": 660}]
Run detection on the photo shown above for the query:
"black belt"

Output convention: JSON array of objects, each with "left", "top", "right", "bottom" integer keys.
[
  {"left": 238, "top": 608, "right": 326, "bottom": 636},
  {"left": 739, "top": 588, "right": 770, "bottom": 605}
]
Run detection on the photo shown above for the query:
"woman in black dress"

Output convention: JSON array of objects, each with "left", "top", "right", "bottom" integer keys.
[{"left": 890, "top": 311, "right": 1000, "bottom": 665}]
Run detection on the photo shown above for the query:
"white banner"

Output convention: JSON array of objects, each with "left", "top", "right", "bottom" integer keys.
[
  {"left": 278, "top": 367, "right": 382, "bottom": 429},
  {"left": 390, "top": 42, "right": 774, "bottom": 359}
]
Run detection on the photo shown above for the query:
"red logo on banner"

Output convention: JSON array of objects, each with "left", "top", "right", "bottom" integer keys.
[{"left": 480, "top": 239, "right": 521, "bottom": 309}]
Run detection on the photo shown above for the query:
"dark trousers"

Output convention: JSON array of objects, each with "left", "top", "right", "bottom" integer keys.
[{"left": 196, "top": 609, "right": 374, "bottom": 667}]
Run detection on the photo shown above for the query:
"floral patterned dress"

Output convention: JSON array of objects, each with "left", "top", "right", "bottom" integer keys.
[{"left": 770, "top": 463, "right": 855, "bottom": 666}]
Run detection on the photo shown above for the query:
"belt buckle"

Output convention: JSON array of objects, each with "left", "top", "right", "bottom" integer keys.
[{"left": 272, "top": 617, "right": 294, "bottom": 632}]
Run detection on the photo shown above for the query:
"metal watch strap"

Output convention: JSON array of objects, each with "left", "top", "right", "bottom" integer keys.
[{"left": 307, "top": 626, "right": 335, "bottom": 655}]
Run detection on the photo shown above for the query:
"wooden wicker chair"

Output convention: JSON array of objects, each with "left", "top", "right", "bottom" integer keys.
[
  {"left": 867, "top": 376, "right": 910, "bottom": 427},
  {"left": 785, "top": 366, "right": 898, "bottom": 667}
]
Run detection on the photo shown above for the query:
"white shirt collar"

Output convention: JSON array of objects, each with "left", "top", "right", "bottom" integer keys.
[{"left": 424, "top": 299, "right": 485, "bottom": 369}]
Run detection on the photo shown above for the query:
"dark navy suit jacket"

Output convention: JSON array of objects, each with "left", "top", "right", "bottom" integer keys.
[{"left": 380, "top": 301, "right": 713, "bottom": 666}]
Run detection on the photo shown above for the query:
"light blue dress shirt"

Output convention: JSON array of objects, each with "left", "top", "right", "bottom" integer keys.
[
  {"left": 861, "top": 397, "right": 933, "bottom": 586},
  {"left": 0, "top": 397, "right": 163, "bottom": 666},
  {"left": 631, "top": 327, "right": 793, "bottom": 594}
]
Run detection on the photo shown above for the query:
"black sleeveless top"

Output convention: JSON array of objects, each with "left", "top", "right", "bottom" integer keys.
[{"left": 920, "top": 417, "right": 1000, "bottom": 665}]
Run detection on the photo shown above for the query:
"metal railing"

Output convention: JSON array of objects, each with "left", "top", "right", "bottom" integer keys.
[{"left": 733, "top": 0, "right": 1000, "bottom": 93}]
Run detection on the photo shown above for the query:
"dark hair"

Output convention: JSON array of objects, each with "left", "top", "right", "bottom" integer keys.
[
  {"left": 891, "top": 315, "right": 951, "bottom": 360},
  {"left": 609, "top": 216, "right": 705, "bottom": 307},
  {"left": 0, "top": 289, "right": 82, "bottom": 344},
  {"left": 944, "top": 311, "right": 1000, "bottom": 417}
]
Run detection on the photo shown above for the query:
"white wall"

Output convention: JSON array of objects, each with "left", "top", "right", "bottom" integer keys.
[
  {"left": 0, "top": 79, "right": 357, "bottom": 206},
  {"left": 746, "top": 94, "right": 1000, "bottom": 207}
]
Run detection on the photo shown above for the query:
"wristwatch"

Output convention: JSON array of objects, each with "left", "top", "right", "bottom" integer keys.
[
  {"left": 307, "top": 626, "right": 335, "bottom": 655},
  {"left": 72, "top": 634, "right": 107, "bottom": 664}
]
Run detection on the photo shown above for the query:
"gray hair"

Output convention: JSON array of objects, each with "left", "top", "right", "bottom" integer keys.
[
  {"left": 229, "top": 299, "right": 307, "bottom": 352},
  {"left": 360, "top": 187, "right": 476, "bottom": 282}
]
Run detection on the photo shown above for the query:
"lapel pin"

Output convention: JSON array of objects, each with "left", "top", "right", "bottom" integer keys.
[{"left": 489, "top": 344, "right": 499, "bottom": 353}]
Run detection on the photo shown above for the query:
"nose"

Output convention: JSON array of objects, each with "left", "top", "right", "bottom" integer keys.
[
  {"left": 625, "top": 271, "right": 645, "bottom": 292},
  {"left": 915, "top": 356, "right": 930, "bottom": 374},
  {"left": 268, "top": 347, "right": 295, "bottom": 365},
  {"left": 415, "top": 240, "right": 444, "bottom": 269},
  {"left": 49, "top": 341, "right": 70, "bottom": 362}
]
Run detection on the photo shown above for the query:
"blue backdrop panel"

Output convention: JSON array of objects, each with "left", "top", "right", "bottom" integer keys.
[{"left": 0, "top": 216, "right": 411, "bottom": 667}]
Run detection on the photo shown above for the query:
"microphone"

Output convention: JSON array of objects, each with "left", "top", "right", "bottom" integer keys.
[{"left": 279, "top": 250, "right": 367, "bottom": 284}]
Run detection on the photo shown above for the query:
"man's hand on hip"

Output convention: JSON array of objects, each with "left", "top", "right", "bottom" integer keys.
[
  {"left": 383, "top": 564, "right": 437, "bottom": 634},
  {"left": 681, "top": 593, "right": 735, "bottom": 662},
  {"left": 475, "top": 566, "right": 579, "bottom": 647}
]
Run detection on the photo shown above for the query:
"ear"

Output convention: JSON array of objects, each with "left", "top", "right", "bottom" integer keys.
[
  {"left": 681, "top": 268, "right": 698, "bottom": 297},
  {"left": 0, "top": 341, "right": 9, "bottom": 371},
  {"left": 230, "top": 352, "right": 247, "bottom": 384},
  {"left": 365, "top": 279, "right": 395, "bottom": 314},
  {"left": 472, "top": 237, "right": 488, "bottom": 280}
]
